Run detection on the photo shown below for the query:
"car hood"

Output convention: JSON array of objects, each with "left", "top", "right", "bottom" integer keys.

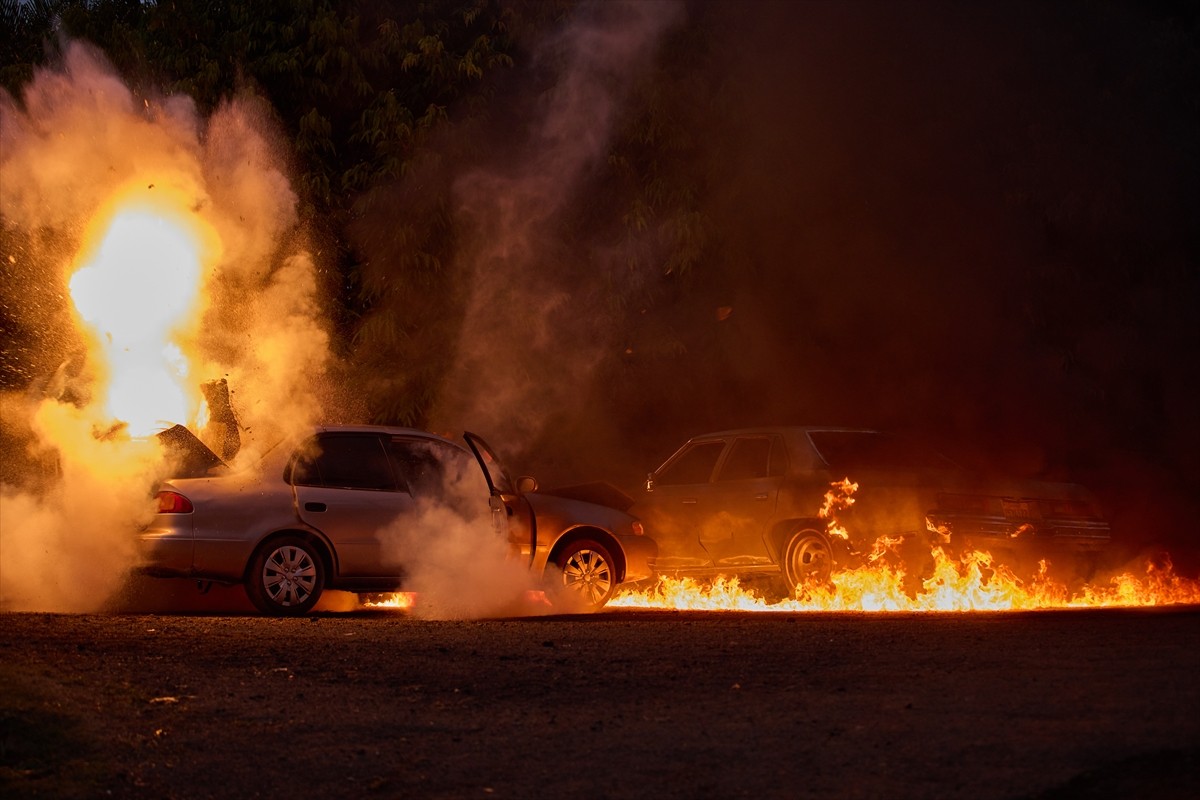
[{"left": 538, "top": 482, "right": 636, "bottom": 512}]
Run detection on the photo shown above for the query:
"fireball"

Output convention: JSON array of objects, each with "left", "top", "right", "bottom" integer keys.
[{"left": 67, "top": 185, "right": 219, "bottom": 436}]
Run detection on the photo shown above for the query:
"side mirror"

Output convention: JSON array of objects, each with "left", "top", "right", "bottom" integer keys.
[
  {"left": 516, "top": 475, "right": 539, "bottom": 494},
  {"left": 645, "top": 472, "right": 656, "bottom": 493}
]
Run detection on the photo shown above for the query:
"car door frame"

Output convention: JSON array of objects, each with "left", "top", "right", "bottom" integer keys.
[{"left": 289, "top": 431, "right": 414, "bottom": 580}]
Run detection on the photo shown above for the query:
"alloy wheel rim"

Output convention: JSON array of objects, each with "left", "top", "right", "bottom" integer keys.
[{"left": 561, "top": 549, "right": 614, "bottom": 605}]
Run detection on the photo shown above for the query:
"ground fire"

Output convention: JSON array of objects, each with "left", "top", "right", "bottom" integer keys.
[
  {"left": 605, "top": 551, "right": 1200, "bottom": 613},
  {"left": 604, "top": 474, "right": 1200, "bottom": 614},
  {"left": 605, "top": 478, "right": 1200, "bottom": 613},
  {"left": 362, "top": 474, "right": 1200, "bottom": 615}
]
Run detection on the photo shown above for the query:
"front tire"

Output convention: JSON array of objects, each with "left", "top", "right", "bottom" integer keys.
[
  {"left": 781, "top": 528, "right": 833, "bottom": 592},
  {"left": 245, "top": 536, "right": 326, "bottom": 616},
  {"left": 556, "top": 540, "right": 618, "bottom": 611}
]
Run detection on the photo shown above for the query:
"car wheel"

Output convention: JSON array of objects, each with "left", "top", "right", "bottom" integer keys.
[
  {"left": 245, "top": 536, "right": 326, "bottom": 616},
  {"left": 781, "top": 528, "right": 833, "bottom": 591},
  {"left": 556, "top": 540, "right": 617, "bottom": 610}
]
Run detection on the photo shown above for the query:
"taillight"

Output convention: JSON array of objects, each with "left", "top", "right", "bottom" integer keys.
[
  {"left": 631, "top": 520, "right": 645, "bottom": 536},
  {"left": 156, "top": 491, "right": 194, "bottom": 513}
]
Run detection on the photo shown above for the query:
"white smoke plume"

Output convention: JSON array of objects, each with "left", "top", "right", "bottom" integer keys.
[
  {"left": 0, "top": 41, "right": 332, "bottom": 611},
  {"left": 431, "top": 0, "right": 685, "bottom": 450},
  {"left": 372, "top": 442, "right": 546, "bottom": 620}
]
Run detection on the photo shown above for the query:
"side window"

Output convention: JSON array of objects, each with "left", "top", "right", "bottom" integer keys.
[
  {"left": 655, "top": 441, "right": 726, "bottom": 486},
  {"left": 716, "top": 437, "right": 773, "bottom": 482},
  {"left": 390, "top": 439, "right": 466, "bottom": 496},
  {"left": 290, "top": 434, "right": 397, "bottom": 491}
]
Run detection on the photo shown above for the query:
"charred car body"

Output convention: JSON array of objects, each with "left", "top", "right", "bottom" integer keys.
[
  {"left": 631, "top": 427, "right": 1111, "bottom": 592},
  {"left": 141, "top": 426, "right": 654, "bottom": 615}
]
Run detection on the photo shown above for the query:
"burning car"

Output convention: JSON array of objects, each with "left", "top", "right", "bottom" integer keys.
[
  {"left": 631, "top": 427, "right": 1111, "bottom": 593},
  {"left": 140, "top": 426, "right": 655, "bottom": 615}
]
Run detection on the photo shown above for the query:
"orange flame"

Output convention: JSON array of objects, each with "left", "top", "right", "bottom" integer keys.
[
  {"left": 613, "top": 475, "right": 1200, "bottom": 613},
  {"left": 610, "top": 551, "right": 1200, "bottom": 613},
  {"left": 820, "top": 477, "right": 857, "bottom": 541},
  {"left": 68, "top": 186, "right": 218, "bottom": 436}
]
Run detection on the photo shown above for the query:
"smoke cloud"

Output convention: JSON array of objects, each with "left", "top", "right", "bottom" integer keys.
[
  {"left": 0, "top": 41, "right": 333, "bottom": 611},
  {"left": 376, "top": 461, "right": 543, "bottom": 620},
  {"left": 429, "top": 0, "right": 685, "bottom": 453}
]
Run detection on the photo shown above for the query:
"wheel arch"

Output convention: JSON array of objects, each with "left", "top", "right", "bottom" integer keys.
[{"left": 547, "top": 526, "right": 627, "bottom": 584}]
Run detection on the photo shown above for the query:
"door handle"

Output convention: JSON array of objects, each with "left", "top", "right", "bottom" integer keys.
[
  {"left": 755, "top": 493, "right": 769, "bottom": 500},
  {"left": 304, "top": 502, "right": 327, "bottom": 512},
  {"left": 681, "top": 498, "right": 698, "bottom": 505}
]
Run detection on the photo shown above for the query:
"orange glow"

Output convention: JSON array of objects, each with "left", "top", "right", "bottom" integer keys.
[
  {"left": 610, "top": 548, "right": 1200, "bottom": 613},
  {"left": 363, "top": 592, "right": 417, "bottom": 610},
  {"left": 612, "top": 475, "right": 1199, "bottom": 613},
  {"left": 362, "top": 589, "right": 552, "bottom": 612},
  {"left": 68, "top": 185, "right": 218, "bottom": 436}
]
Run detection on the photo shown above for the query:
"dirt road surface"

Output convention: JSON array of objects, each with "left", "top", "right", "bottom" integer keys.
[{"left": 2, "top": 607, "right": 1198, "bottom": 799}]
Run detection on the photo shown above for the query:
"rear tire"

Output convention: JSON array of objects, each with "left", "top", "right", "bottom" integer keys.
[
  {"left": 781, "top": 528, "right": 833, "bottom": 593},
  {"left": 245, "top": 536, "right": 326, "bottom": 616}
]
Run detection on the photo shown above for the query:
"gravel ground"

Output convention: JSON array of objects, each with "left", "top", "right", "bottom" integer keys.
[{"left": 1, "top": 606, "right": 1198, "bottom": 799}]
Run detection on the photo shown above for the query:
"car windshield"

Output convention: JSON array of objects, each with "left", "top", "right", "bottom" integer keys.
[
  {"left": 808, "top": 431, "right": 955, "bottom": 471},
  {"left": 655, "top": 440, "right": 725, "bottom": 486}
]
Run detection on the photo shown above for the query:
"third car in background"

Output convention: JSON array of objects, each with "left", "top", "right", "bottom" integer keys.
[{"left": 631, "top": 427, "right": 1110, "bottom": 593}]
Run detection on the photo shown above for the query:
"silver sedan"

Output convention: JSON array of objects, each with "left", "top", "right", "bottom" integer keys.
[{"left": 140, "top": 426, "right": 655, "bottom": 615}]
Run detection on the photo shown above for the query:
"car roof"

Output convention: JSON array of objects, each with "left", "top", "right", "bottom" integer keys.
[
  {"left": 688, "top": 426, "right": 880, "bottom": 440},
  {"left": 310, "top": 425, "right": 465, "bottom": 447}
]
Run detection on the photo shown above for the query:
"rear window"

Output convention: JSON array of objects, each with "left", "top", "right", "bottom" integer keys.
[{"left": 807, "top": 431, "right": 953, "bottom": 471}]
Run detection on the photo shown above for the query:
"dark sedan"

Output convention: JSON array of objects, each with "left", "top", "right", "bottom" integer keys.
[{"left": 631, "top": 427, "right": 1110, "bottom": 592}]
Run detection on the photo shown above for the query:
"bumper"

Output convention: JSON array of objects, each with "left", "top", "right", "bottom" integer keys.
[
  {"left": 926, "top": 513, "right": 1111, "bottom": 553},
  {"left": 137, "top": 524, "right": 194, "bottom": 577},
  {"left": 618, "top": 534, "right": 658, "bottom": 583}
]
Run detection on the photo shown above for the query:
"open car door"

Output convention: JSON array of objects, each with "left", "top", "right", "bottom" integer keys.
[{"left": 463, "top": 431, "right": 534, "bottom": 567}]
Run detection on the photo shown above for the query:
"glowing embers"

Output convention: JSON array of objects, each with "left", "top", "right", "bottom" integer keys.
[
  {"left": 362, "top": 592, "right": 417, "bottom": 611},
  {"left": 609, "top": 549, "right": 1200, "bottom": 613},
  {"left": 361, "top": 590, "right": 552, "bottom": 614},
  {"left": 68, "top": 187, "right": 217, "bottom": 436}
]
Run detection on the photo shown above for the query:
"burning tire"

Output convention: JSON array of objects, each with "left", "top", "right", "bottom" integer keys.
[
  {"left": 555, "top": 539, "right": 618, "bottom": 611},
  {"left": 245, "top": 536, "right": 326, "bottom": 616},
  {"left": 781, "top": 528, "right": 833, "bottom": 591}
]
